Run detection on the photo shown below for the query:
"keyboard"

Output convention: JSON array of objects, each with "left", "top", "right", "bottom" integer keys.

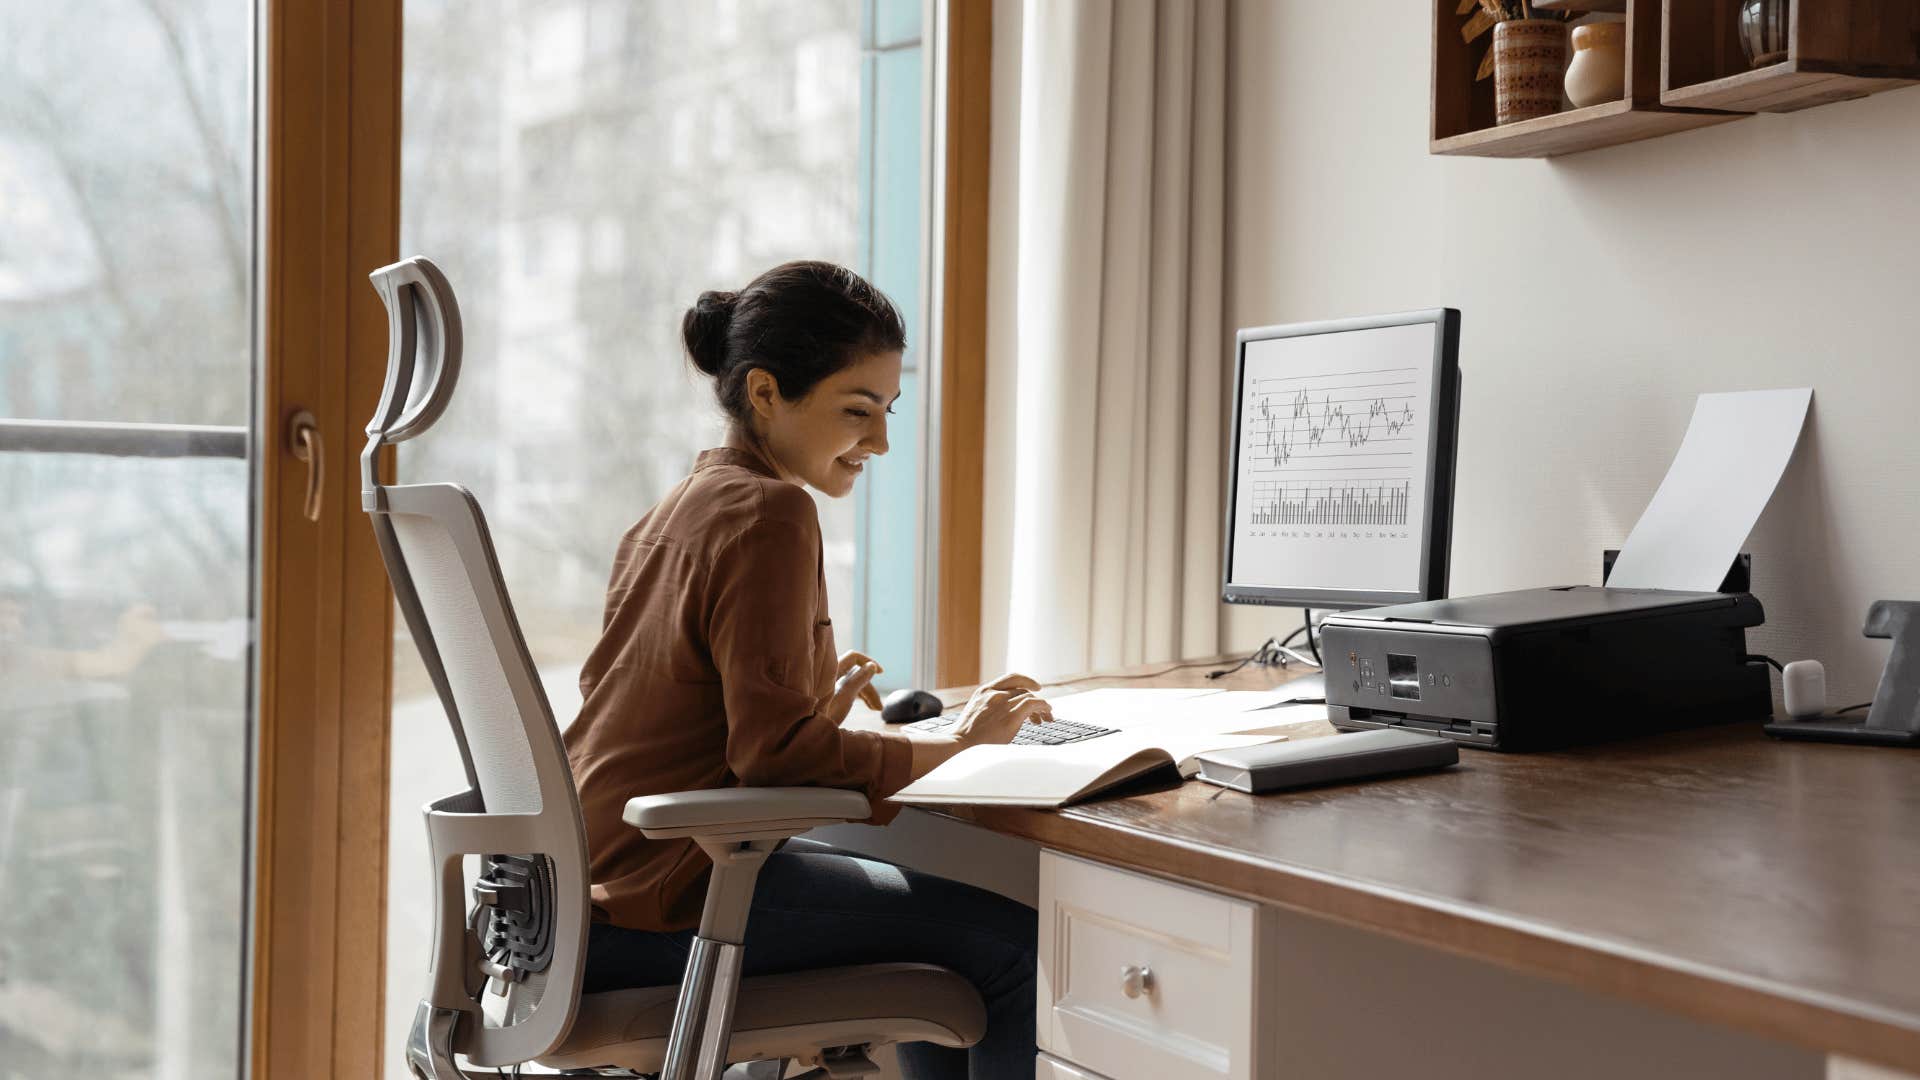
[{"left": 904, "top": 715, "right": 1119, "bottom": 746}]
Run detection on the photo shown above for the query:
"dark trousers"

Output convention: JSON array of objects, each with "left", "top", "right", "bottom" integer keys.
[{"left": 583, "top": 842, "right": 1038, "bottom": 1080}]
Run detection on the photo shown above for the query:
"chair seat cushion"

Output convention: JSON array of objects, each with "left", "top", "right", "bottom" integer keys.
[{"left": 537, "top": 962, "right": 987, "bottom": 1072}]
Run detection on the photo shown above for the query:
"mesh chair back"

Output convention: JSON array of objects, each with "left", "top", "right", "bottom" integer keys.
[{"left": 366, "top": 257, "right": 590, "bottom": 1068}]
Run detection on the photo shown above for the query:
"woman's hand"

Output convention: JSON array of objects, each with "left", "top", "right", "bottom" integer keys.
[
  {"left": 945, "top": 672, "right": 1054, "bottom": 747},
  {"left": 829, "top": 650, "right": 885, "bottom": 720}
]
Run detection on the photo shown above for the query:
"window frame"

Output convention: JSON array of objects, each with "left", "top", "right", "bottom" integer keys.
[
  {"left": 925, "top": 0, "right": 992, "bottom": 688},
  {"left": 250, "top": 0, "right": 400, "bottom": 1074}
]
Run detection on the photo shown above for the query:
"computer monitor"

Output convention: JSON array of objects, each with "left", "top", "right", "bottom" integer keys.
[{"left": 1223, "top": 309, "right": 1460, "bottom": 612}]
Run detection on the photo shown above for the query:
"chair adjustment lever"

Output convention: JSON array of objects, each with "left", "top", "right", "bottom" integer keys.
[{"left": 472, "top": 875, "right": 531, "bottom": 913}]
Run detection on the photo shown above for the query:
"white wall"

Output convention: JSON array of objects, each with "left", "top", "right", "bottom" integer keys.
[
  {"left": 983, "top": 1, "right": 1920, "bottom": 709},
  {"left": 1222, "top": 1, "right": 1920, "bottom": 710}
]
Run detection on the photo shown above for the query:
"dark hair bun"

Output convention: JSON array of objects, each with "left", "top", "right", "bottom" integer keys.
[
  {"left": 682, "top": 289, "right": 739, "bottom": 377},
  {"left": 683, "top": 262, "right": 906, "bottom": 427}
]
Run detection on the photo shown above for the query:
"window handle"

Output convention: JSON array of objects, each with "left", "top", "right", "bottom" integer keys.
[{"left": 288, "top": 410, "right": 323, "bottom": 522}]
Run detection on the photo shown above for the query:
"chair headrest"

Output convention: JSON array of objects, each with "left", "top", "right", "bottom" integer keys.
[{"left": 367, "top": 256, "right": 464, "bottom": 448}]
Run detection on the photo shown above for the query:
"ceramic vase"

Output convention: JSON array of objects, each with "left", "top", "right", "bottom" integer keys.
[
  {"left": 1494, "top": 19, "right": 1570, "bottom": 125},
  {"left": 1738, "top": 0, "right": 1790, "bottom": 68},
  {"left": 1565, "top": 21, "right": 1627, "bottom": 107}
]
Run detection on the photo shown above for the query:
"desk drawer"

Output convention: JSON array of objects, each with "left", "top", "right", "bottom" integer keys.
[
  {"left": 1037, "top": 1051, "right": 1111, "bottom": 1079},
  {"left": 1038, "top": 852, "right": 1261, "bottom": 1080}
]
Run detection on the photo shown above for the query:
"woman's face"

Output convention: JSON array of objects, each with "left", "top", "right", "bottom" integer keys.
[{"left": 749, "top": 349, "right": 902, "bottom": 498}]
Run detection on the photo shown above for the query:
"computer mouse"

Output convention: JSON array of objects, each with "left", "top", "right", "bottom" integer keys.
[{"left": 880, "top": 688, "right": 945, "bottom": 724}]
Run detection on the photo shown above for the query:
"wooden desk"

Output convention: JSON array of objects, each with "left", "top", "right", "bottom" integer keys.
[{"left": 861, "top": 659, "right": 1920, "bottom": 1076}]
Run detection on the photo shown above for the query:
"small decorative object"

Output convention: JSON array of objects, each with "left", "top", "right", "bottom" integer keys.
[
  {"left": 1565, "top": 20, "right": 1627, "bottom": 107},
  {"left": 1457, "top": 2, "right": 1574, "bottom": 125},
  {"left": 1737, "top": 0, "right": 1790, "bottom": 69},
  {"left": 1493, "top": 18, "right": 1571, "bottom": 124}
]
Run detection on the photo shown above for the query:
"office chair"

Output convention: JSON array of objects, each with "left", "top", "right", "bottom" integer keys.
[{"left": 366, "top": 257, "right": 986, "bottom": 1080}]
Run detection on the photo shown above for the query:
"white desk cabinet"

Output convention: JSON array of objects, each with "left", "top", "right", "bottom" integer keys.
[
  {"left": 1036, "top": 1051, "right": 1111, "bottom": 1079},
  {"left": 1037, "top": 851, "right": 1263, "bottom": 1080}
]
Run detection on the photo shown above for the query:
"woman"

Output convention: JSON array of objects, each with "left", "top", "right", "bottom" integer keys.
[{"left": 564, "top": 260, "right": 1050, "bottom": 1078}]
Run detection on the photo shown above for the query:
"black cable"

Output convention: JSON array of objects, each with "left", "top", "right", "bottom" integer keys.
[
  {"left": 1047, "top": 655, "right": 1255, "bottom": 687},
  {"left": 1205, "top": 637, "right": 1281, "bottom": 680},
  {"left": 1039, "top": 634, "right": 1314, "bottom": 689},
  {"left": 1837, "top": 701, "right": 1874, "bottom": 715},
  {"left": 1304, "top": 608, "right": 1322, "bottom": 666}
]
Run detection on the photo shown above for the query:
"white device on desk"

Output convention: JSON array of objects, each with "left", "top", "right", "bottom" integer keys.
[{"left": 1221, "top": 308, "right": 1464, "bottom": 699}]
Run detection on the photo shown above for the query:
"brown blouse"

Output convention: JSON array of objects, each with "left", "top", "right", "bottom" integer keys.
[{"left": 563, "top": 446, "right": 912, "bottom": 931}]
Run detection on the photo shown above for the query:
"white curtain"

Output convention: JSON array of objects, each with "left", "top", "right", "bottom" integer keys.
[{"left": 1001, "top": 0, "right": 1228, "bottom": 678}]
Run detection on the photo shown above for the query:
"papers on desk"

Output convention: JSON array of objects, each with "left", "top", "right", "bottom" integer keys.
[
  {"left": 1049, "top": 686, "right": 1326, "bottom": 732},
  {"left": 892, "top": 687, "right": 1320, "bottom": 809}
]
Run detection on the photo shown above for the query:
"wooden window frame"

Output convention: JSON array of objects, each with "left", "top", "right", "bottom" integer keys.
[
  {"left": 251, "top": 0, "right": 400, "bottom": 1074},
  {"left": 933, "top": 0, "right": 993, "bottom": 687}
]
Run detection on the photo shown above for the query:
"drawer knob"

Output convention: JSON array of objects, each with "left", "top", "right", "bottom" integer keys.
[{"left": 1120, "top": 964, "right": 1154, "bottom": 999}]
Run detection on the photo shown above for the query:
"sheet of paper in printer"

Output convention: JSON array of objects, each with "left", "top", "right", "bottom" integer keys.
[{"left": 1605, "top": 388, "right": 1811, "bottom": 591}]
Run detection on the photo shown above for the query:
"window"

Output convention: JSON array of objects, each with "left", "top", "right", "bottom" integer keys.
[
  {"left": 386, "top": 3, "right": 930, "bottom": 1069},
  {"left": 0, "top": 3, "right": 254, "bottom": 1076}
]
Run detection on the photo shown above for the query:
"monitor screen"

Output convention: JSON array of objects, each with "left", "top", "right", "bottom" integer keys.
[{"left": 1224, "top": 310, "right": 1459, "bottom": 610}]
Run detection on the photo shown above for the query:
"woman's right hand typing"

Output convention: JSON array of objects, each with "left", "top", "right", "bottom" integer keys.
[{"left": 946, "top": 673, "right": 1054, "bottom": 747}]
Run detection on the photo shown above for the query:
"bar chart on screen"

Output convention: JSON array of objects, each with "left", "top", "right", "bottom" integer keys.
[{"left": 1248, "top": 479, "right": 1411, "bottom": 527}]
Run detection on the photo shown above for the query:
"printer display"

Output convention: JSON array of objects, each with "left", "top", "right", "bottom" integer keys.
[{"left": 1319, "top": 586, "right": 1771, "bottom": 751}]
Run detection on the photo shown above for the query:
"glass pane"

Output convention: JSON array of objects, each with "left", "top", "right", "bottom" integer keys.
[
  {"left": 0, "top": 5, "right": 255, "bottom": 1076},
  {"left": 0, "top": 6, "right": 253, "bottom": 427},
  {"left": 851, "top": 36, "right": 924, "bottom": 677},
  {"left": 867, "top": 0, "right": 923, "bottom": 51},
  {"left": 389, "top": 2, "right": 930, "bottom": 1072},
  {"left": 0, "top": 453, "right": 251, "bottom": 1077}
]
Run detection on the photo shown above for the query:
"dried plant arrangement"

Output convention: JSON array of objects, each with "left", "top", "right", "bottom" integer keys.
[{"left": 1457, "top": 0, "right": 1574, "bottom": 80}]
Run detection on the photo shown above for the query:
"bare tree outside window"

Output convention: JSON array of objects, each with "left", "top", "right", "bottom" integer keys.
[{"left": 1, "top": 1, "right": 253, "bottom": 1077}]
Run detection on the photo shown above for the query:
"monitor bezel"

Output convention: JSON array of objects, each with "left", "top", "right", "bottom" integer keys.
[{"left": 1221, "top": 308, "right": 1460, "bottom": 612}]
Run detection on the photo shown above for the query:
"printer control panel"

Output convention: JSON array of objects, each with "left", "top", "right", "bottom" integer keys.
[{"left": 1322, "top": 625, "right": 1498, "bottom": 744}]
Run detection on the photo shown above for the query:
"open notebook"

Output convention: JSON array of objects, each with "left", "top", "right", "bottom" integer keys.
[{"left": 890, "top": 688, "right": 1309, "bottom": 809}]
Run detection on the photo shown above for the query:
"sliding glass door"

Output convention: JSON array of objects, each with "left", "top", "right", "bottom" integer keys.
[{"left": 0, "top": 2, "right": 255, "bottom": 1076}]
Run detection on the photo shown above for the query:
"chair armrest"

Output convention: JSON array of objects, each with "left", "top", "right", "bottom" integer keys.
[{"left": 623, "top": 787, "right": 872, "bottom": 840}]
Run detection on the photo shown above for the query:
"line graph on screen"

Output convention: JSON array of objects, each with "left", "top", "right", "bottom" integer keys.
[{"left": 1241, "top": 366, "right": 1419, "bottom": 528}]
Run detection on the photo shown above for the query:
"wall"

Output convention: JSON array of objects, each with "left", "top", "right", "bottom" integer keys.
[
  {"left": 1218, "top": 3, "right": 1920, "bottom": 709},
  {"left": 981, "top": 1, "right": 1920, "bottom": 709}
]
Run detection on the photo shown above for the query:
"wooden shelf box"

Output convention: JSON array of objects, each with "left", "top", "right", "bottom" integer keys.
[
  {"left": 1433, "top": 0, "right": 1739, "bottom": 157},
  {"left": 1661, "top": 0, "right": 1920, "bottom": 112}
]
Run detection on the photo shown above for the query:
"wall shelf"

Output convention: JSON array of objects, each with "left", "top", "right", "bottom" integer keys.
[
  {"left": 1537, "top": 0, "right": 1627, "bottom": 11},
  {"left": 1661, "top": 1, "right": 1920, "bottom": 113},
  {"left": 1432, "top": 0, "right": 1737, "bottom": 157},
  {"left": 1431, "top": 97, "right": 1732, "bottom": 156}
]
